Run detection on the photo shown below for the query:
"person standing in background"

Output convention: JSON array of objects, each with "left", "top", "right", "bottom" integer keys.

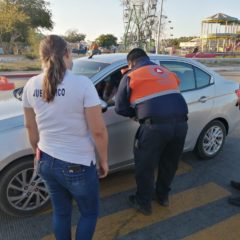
[{"left": 88, "top": 42, "right": 100, "bottom": 59}]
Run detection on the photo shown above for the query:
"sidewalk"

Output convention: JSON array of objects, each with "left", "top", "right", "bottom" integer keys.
[{"left": 210, "top": 66, "right": 240, "bottom": 72}]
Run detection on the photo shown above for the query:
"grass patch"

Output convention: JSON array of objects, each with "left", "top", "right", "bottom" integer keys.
[
  {"left": 0, "top": 54, "right": 85, "bottom": 72},
  {"left": 0, "top": 60, "right": 41, "bottom": 71}
]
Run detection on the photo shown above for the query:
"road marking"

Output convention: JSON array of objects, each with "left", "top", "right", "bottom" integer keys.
[
  {"left": 100, "top": 161, "right": 192, "bottom": 198},
  {"left": 42, "top": 183, "right": 229, "bottom": 240},
  {"left": 40, "top": 161, "right": 192, "bottom": 215},
  {"left": 183, "top": 214, "right": 240, "bottom": 240}
]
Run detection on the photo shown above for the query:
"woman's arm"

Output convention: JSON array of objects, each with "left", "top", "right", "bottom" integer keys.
[
  {"left": 24, "top": 107, "right": 39, "bottom": 153},
  {"left": 85, "top": 105, "right": 109, "bottom": 178}
]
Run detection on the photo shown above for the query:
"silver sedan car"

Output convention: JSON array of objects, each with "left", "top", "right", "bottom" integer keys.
[{"left": 0, "top": 53, "right": 239, "bottom": 216}]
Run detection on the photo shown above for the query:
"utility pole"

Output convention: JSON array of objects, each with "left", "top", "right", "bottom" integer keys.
[{"left": 156, "top": 0, "right": 164, "bottom": 54}]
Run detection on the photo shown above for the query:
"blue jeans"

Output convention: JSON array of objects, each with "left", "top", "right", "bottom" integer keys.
[{"left": 39, "top": 151, "right": 99, "bottom": 240}]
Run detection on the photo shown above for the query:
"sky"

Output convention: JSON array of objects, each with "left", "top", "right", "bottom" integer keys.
[{"left": 46, "top": 0, "right": 240, "bottom": 41}]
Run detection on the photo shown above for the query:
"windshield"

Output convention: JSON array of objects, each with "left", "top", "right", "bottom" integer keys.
[{"left": 72, "top": 60, "right": 110, "bottom": 78}]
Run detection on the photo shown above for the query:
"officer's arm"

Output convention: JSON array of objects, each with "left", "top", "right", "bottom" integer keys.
[{"left": 115, "top": 75, "right": 135, "bottom": 118}]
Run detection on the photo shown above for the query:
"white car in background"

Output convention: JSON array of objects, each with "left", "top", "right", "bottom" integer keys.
[{"left": 0, "top": 53, "right": 240, "bottom": 217}]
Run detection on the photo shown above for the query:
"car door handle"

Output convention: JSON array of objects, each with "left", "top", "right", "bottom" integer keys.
[{"left": 198, "top": 96, "right": 208, "bottom": 103}]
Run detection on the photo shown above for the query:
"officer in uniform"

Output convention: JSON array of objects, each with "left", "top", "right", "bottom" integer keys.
[{"left": 115, "top": 48, "right": 188, "bottom": 215}]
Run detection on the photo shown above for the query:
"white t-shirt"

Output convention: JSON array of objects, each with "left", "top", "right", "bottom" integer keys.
[{"left": 22, "top": 70, "right": 100, "bottom": 166}]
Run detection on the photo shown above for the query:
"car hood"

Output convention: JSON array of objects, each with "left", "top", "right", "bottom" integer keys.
[{"left": 0, "top": 91, "right": 23, "bottom": 131}]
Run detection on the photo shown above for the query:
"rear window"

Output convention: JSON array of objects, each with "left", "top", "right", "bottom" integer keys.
[
  {"left": 195, "top": 67, "right": 211, "bottom": 88},
  {"left": 72, "top": 60, "right": 109, "bottom": 78}
]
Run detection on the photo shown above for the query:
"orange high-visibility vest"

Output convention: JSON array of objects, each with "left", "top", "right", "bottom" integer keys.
[{"left": 128, "top": 65, "right": 180, "bottom": 106}]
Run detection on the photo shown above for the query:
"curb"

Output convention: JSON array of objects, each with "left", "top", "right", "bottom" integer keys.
[
  {"left": 210, "top": 66, "right": 240, "bottom": 71},
  {"left": 1, "top": 73, "right": 38, "bottom": 79}
]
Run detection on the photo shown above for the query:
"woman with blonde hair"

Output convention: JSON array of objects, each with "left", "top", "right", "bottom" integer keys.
[{"left": 23, "top": 35, "right": 108, "bottom": 240}]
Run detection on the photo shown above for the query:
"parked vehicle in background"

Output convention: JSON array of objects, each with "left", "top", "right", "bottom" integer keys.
[
  {"left": 0, "top": 53, "right": 240, "bottom": 217},
  {"left": 71, "top": 48, "right": 87, "bottom": 55}
]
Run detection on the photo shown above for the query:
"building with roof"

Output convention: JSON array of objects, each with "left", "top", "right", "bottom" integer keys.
[{"left": 200, "top": 13, "right": 240, "bottom": 52}]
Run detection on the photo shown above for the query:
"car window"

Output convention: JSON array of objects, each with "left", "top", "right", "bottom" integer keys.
[
  {"left": 72, "top": 60, "right": 110, "bottom": 78},
  {"left": 195, "top": 67, "right": 211, "bottom": 88},
  {"left": 95, "top": 69, "right": 124, "bottom": 106},
  {"left": 160, "top": 61, "right": 196, "bottom": 92}
]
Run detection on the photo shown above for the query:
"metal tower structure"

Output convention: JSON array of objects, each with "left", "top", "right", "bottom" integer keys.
[{"left": 122, "top": 0, "right": 160, "bottom": 50}]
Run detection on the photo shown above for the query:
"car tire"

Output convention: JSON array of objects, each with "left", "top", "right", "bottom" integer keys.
[
  {"left": 0, "top": 156, "right": 50, "bottom": 217},
  {"left": 195, "top": 120, "right": 226, "bottom": 160}
]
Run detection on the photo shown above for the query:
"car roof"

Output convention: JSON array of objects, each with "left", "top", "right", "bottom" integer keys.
[
  {"left": 73, "top": 53, "right": 217, "bottom": 77},
  {"left": 74, "top": 53, "right": 188, "bottom": 64},
  {"left": 75, "top": 53, "right": 127, "bottom": 64}
]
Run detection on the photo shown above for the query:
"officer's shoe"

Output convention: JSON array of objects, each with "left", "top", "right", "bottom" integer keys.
[
  {"left": 230, "top": 180, "right": 240, "bottom": 191},
  {"left": 128, "top": 195, "right": 152, "bottom": 216},
  {"left": 228, "top": 196, "right": 240, "bottom": 207},
  {"left": 156, "top": 195, "right": 169, "bottom": 207}
]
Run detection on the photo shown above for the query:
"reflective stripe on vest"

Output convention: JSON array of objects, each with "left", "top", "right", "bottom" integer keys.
[{"left": 128, "top": 65, "right": 180, "bottom": 106}]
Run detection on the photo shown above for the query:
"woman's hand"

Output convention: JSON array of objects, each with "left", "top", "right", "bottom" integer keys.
[
  {"left": 98, "top": 160, "right": 109, "bottom": 179},
  {"left": 85, "top": 105, "right": 109, "bottom": 178},
  {"left": 24, "top": 108, "right": 39, "bottom": 152}
]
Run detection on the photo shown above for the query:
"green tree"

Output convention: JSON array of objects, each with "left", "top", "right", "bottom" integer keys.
[
  {"left": 63, "top": 29, "right": 86, "bottom": 43},
  {"left": 95, "top": 34, "right": 118, "bottom": 49},
  {"left": 26, "top": 29, "right": 44, "bottom": 58},
  {"left": 0, "top": 0, "right": 53, "bottom": 53},
  {"left": 14, "top": 0, "right": 53, "bottom": 30},
  {"left": 0, "top": 0, "right": 28, "bottom": 44},
  {"left": 11, "top": 0, "right": 53, "bottom": 44}
]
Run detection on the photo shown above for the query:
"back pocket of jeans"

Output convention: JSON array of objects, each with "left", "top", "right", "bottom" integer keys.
[{"left": 63, "top": 164, "right": 86, "bottom": 184}]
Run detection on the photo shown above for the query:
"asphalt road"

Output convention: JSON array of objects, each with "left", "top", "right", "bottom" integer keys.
[
  {"left": 1, "top": 69, "right": 240, "bottom": 240},
  {"left": 1, "top": 129, "right": 240, "bottom": 240}
]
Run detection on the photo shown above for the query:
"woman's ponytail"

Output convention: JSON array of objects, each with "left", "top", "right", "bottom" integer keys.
[{"left": 40, "top": 35, "right": 68, "bottom": 102}]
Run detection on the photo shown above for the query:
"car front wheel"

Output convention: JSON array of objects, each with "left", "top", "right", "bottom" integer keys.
[
  {"left": 195, "top": 120, "right": 226, "bottom": 160},
  {"left": 0, "top": 156, "right": 50, "bottom": 217}
]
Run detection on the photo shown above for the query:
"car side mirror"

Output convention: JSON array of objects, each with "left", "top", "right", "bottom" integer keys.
[
  {"left": 13, "top": 87, "right": 23, "bottom": 101},
  {"left": 101, "top": 99, "right": 108, "bottom": 113}
]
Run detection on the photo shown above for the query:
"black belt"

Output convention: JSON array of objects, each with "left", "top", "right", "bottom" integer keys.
[{"left": 139, "top": 116, "right": 188, "bottom": 125}]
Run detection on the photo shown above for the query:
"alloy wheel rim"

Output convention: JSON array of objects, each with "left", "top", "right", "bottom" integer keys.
[
  {"left": 7, "top": 168, "right": 49, "bottom": 211},
  {"left": 202, "top": 126, "right": 224, "bottom": 156}
]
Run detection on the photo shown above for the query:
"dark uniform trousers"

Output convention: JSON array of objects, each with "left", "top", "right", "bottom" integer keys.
[{"left": 134, "top": 118, "right": 188, "bottom": 207}]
